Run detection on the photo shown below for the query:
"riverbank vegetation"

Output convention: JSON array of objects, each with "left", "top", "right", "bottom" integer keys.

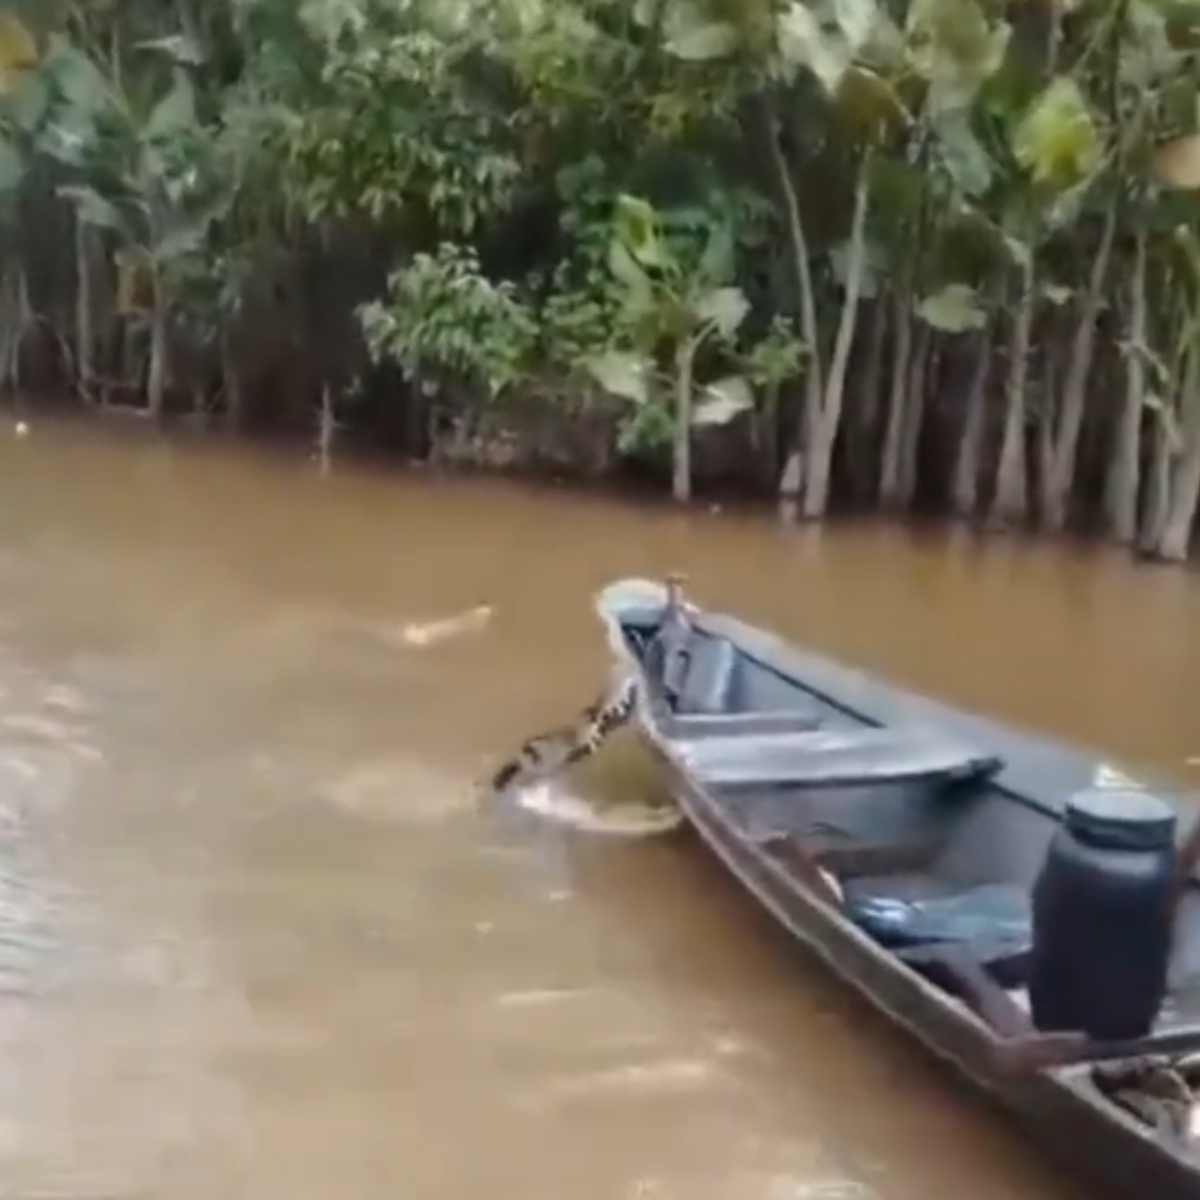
[{"left": 2, "top": 0, "right": 1200, "bottom": 557}]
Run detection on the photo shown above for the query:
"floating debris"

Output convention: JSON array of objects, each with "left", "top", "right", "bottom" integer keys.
[{"left": 388, "top": 604, "right": 494, "bottom": 648}]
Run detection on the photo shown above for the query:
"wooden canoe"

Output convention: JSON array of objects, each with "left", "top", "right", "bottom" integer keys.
[{"left": 594, "top": 577, "right": 1200, "bottom": 1200}]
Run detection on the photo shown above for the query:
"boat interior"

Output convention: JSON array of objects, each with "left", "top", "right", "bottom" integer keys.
[{"left": 616, "top": 603, "right": 1200, "bottom": 1047}]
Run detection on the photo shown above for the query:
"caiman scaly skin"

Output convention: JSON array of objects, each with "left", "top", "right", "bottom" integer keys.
[{"left": 487, "top": 670, "right": 639, "bottom": 794}]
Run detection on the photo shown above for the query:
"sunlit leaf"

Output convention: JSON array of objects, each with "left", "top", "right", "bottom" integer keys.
[
  {"left": 916, "top": 283, "right": 987, "bottom": 331},
  {"left": 833, "top": 0, "right": 880, "bottom": 49},
  {"left": 692, "top": 375, "right": 754, "bottom": 426},
  {"left": 830, "top": 237, "right": 887, "bottom": 298},
  {"left": 692, "top": 286, "right": 749, "bottom": 336},
  {"left": 1154, "top": 134, "right": 1200, "bottom": 190},
  {"left": 777, "top": 3, "right": 853, "bottom": 94},
  {"left": 1012, "top": 76, "right": 1101, "bottom": 192},
  {"left": 664, "top": 13, "right": 739, "bottom": 60},
  {"left": 613, "top": 194, "right": 665, "bottom": 268},
  {"left": 608, "top": 238, "right": 653, "bottom": 297},
  {"left": 584, "top": 350, "right": 652, "bottom": 404},
  {"left": 0, "top": 13, "right": 36, "bottom": 97},
  {"left": 1041, "top": 283, "right": 1074, "bottom": 306},
  {"left": 906, "top": 0, "right": 1009, "bottom": 113}
]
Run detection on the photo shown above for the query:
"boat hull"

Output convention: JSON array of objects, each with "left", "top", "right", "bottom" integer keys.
[{"left": 594, "top": 578, "right": 1200, "bottom": 1200}]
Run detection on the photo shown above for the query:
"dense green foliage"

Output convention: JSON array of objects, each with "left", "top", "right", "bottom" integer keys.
[{"left": 3, "top": 0, "right": 1200, "bottom": 557}]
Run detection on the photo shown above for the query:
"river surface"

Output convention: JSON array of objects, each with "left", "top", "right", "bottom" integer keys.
[{"left": 0, "top": 419, "right": 1197, "bottom": 1200}]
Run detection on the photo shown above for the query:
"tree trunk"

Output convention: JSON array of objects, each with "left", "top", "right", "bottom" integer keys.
[
  {"left": 222, "top": 328, "right": 244, "bottom": 430},
  {"left": 988, "top": 264, "right": 1034, "bottom": 529},
  {"left": 1138, "top": 418, "right": 1172, "bottom": 556},
  {"left": 0, "top": 267, "right": 16, "bottom": 392},
  {"left": 1147, "top": 349, "right": 1200, "bottom": 562},
  {"left": 672, "top": 339, "right": 694, "bottom": 504},
  {"left": 848, "top": 296, "right": 888, "bottom": 502},
  {"left": 147, "top": 270, "right": 167, "bottom": 421},
  {"left": 951, "top": 328, "right": 992, "bottom": 519},
  {"left": 1103, "top": 230, "right": 1147, "bottom": 544},
  {"left": 802, "top": 154, "right": 870, "bottom": 520},
  {"left": 756, "top": 382, "right": 780, "bottom": 487},
  {"left": 1155, "top": 440, "right": 1200, "bottom": 561},
  {"left": 765, "top": 105, "right": 823, "bottom": 521},
  {"left": 75, "top": 217, "right": 95, "bottom": 403},
  {"left": 1043, "top": 200, "right": 1118, "bottom": 531},
  {"left": 879, "top": 292, "right": 913, "bottom": 507},
  {"left": 896, "top": 323, "right": 931, "bottom": 507},
  {"left": 10, "top": 263, "right": 28, "bottom": 401}
]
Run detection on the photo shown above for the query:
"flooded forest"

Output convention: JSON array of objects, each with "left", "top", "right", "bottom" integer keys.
[{"left": 2, "top": 0, "right": 1200, "bottom": 558}]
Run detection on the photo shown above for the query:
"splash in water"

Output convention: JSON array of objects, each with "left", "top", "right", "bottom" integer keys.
[{"left": 510, "top": 779, "right": 683, "bottom": 837}]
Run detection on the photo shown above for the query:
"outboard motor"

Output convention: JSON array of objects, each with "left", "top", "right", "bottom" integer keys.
[{"left": 1029, "top": 788, "right": 1177, "bottom": 1042}]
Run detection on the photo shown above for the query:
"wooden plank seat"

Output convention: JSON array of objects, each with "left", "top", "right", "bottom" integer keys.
[{"left": 671, "top": 725, "right": 1004, "bottom": 790}]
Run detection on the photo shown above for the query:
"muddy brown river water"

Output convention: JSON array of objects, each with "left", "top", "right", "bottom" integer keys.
[{"left": 0, "top": 419, "right": 1197, "bottom": 1200}]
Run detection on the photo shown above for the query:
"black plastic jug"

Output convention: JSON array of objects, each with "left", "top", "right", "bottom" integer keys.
[{"left": 1029, "top": 787, "right": 1177, "bottom": 1042}]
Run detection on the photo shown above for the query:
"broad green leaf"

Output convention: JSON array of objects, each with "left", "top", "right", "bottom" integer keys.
[
  {"left": 906, "top": 0, "right": 1009, "bottom": 113},
  {"left": 1012, "top": 77, "right": 1100, "bottom": 192},
  {"left": 832, "top": 0, "right": 880, "bottom": 50},
  {"left": 45, "top": 41, "right": 113, "bottom": 135},
  {"left": 633, "top": 0, "right": 659, "bottom": 26},
  {"left": 608, "top": 239, "right": 653, "bottom": 294},
  {"left": 692, "top": 376, "right": 754, "bottom": 426},
  {"left": 778, "top": 3, "right": 853, "bottom": 94},
  {"left": 146, "top": 71, "right": 196, "bottom": 143},
  {"left": 932, "top": 109, "right": 992, "bottom": 197},
  {"left": 692, "top": 286, "right": 749, "bottom": 336},
  {"left": 916, "top": 283, "right": 987, "bottom": 331},
  {"left": 1126, "top": 2, "right": 1178, "bottom": 79},
  {"left": 584, "top": 350, "right": 652, "bottom": 404},
  {"left": 613, "top": 194, "right": 665, "bottom": 269},
  {"left": 299, "top": 0, "right": 368, "bottom": 42},
  {"left": 836, "top": 66, "right": 911, "bottom": 140},
  {"left": 7, "top": 65, "right": 49, "bottom": 134},
  {"left": 829, "top": 238, "right": 886, "bottom": 299},
  {"left": 664, "top": 14, "right": 739, "bottom": 61},
  {"left": 57, "top": 184, "right": 127, "bottom": 235}
]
